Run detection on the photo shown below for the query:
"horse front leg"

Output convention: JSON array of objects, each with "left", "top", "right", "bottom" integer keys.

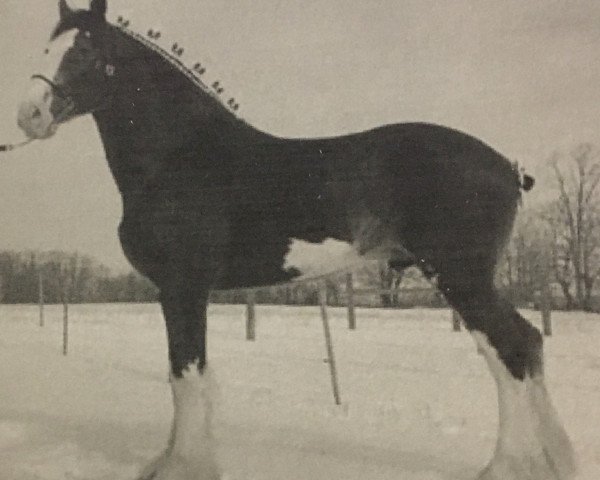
[{"left": 138, "top": 286, "right": 220, "bottom": 480}]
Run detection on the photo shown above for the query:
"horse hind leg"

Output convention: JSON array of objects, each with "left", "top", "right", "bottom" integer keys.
[{"left": 443, "top": 278, "right": 576, "bottom": 480}]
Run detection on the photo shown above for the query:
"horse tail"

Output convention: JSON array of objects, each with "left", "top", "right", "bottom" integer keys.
[
  {"left": 512, "top": 161, "right": 535, "bottom": 192},
  {"left": 520, "top": 173, "right": 535, "bottom": 192}
]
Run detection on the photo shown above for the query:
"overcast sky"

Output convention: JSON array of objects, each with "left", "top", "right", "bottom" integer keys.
[{"left": 1, "top": 0, "right": 599, "bottom": 271}]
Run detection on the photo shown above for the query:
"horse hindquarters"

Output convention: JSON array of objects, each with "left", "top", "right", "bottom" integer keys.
[
  {"left": 442, "top": 280, "right": 576, "bottom": 480},
  {"left": 138, "top": 286, "right": 220, "bottom": 480}
]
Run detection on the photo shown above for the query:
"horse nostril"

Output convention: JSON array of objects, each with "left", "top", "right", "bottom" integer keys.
[{"left": 31, "top": 106, "right": 42, "bottom": 120}]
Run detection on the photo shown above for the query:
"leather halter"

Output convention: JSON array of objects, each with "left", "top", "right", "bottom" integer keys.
[
  {"left": 2, "top": 30, "right": 116, "bottom": 153},
  {"left": 30, "top": 34, "right": 117, "bottom": 115},
  {"left": 31, "top": 74, "right": 73, "bottom": 102}
]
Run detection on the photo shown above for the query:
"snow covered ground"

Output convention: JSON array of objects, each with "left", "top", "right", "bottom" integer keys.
[{"left": 0, "top": 303, "right": 599, "bottom": 480}]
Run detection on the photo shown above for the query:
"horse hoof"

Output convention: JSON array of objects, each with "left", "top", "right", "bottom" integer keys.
[
  {"left": 136, "top": 468, "right": 157, "bottom": 480},
  {"left": 476, "top": 452, "right": 568, "bottom": 480},
  {"left": 136, "top": 452, "right": 167, "bottom": 480},
  {"left": 138, "top": 453, "right": 221, "bottom": 480},
  {"left": 137, "top": 473, "right": 156, "bottom": 480}
]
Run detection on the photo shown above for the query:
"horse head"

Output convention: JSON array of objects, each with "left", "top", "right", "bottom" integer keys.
[{"left": 17, "top": 0, "right": 114, "bottom": 139}]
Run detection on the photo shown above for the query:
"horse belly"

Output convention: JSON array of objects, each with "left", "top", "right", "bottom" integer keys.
[{"left": 216, "top": 231, "right": 410, "bottom": 290}]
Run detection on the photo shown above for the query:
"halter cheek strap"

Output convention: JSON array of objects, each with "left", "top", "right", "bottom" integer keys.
[
  {"left": 31, "top": 51, "right": 117, "bottom": 115},
  {"left": 31, "top": 74, "right": 73, "bottom": 102}
]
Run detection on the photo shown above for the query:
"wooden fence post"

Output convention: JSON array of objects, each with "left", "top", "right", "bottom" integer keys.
[
  {"left": 62, "top": 288, "right": 69, "bottom": 356},
  {"left": 38, "top": 272, "right": 45, "bottom": 327},
  {"left": 452, "top": 309, "right": 462, "bottom": 332},
  {"left": 246, "top": 290, "right": 256, "bottom": 341},
  {"left": 541, "top": 281, "right": 552, "bottom": 336},
  {"left": 319, "top": 283, "right": 341, "bottom": 405},
  {"left": 346, "top": 273, "right": 356, "bottom": 330}
]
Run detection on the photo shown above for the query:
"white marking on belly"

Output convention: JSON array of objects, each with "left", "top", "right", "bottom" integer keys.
[{"left": 283, "top": 238, "right": 366, "bottom": 279}]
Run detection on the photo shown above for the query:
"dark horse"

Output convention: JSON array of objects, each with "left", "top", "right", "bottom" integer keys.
[{"left": 16, "top": 1, "right": 575, "bottom": 479}]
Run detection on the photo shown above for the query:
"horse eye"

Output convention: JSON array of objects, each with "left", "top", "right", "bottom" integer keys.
[{"left": 43, "top": 48, "right": 49, "bottom": 55}]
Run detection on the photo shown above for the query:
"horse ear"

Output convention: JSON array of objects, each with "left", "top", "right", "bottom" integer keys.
[
  {"left": 59, "top": 0, "right": 71, "bottom": 19},
  {"left": 90, "top": 0, "right": 107, "bottom": 18}
]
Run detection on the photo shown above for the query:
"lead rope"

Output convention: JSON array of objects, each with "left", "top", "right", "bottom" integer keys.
[{"left": 0, "top": 139, "right": 34, "bottom": 153}]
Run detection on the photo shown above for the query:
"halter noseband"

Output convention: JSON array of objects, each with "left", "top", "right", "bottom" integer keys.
[{"left": 31, "top": 74, "right": 73, "bottom": 102}]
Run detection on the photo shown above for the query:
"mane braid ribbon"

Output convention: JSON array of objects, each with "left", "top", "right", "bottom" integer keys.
[{"left": 115, "top": 23, "right": 235, "bottom": 110}]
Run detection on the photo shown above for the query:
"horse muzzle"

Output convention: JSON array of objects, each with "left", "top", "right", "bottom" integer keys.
[{"left": 17, "top": 79, "right": 60, "bottom": 139}]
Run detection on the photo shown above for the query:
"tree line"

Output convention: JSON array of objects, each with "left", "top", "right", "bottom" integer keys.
[
  {"left": 1, "top": 143, "right": 599, "bottom": 311},
  {"left": 0, "top": 248, "right": 430, "bottom": 307},
  {"left": 0, "top": 251, "right": 158, "bottom": 304}
]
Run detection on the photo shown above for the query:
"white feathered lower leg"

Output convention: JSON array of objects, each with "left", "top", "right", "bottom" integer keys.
[
  {"left": 472, "top": 332, "right": 575, "bottom": 480},
  {"left": 138, "top": 363, "right": 220, "bottom": 480}
]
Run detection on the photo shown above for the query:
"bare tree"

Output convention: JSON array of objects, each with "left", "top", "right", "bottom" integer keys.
[
  {"left": 547, "top": 143, "right": 600, "bottom": 311},
  {"left": 496, "top": 206, "right": 555, "bottom": 307},
  {"left": 542, "top": 204, "right": 575, "bottom": 308}
]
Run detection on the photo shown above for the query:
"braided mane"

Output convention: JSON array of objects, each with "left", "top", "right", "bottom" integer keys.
[{"left": 113, "top": 17, "right": 240, "bottom": 115}]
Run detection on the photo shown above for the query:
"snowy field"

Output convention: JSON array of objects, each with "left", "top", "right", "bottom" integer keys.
[{"left": 1, "top": 303, "right": 599, "bottom": 480}]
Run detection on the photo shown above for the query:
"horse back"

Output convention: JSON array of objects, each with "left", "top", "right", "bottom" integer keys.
[{"left": 215, "top": 122, "right": 520, "bottom": 288}]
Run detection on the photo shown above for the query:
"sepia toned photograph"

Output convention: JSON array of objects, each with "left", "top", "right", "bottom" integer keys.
[{"left": 1, "top": 1, "right": 599, "bottom": 479}]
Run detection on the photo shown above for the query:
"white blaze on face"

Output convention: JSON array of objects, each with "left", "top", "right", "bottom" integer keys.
[
  {"left": 283, "top": 238, "right": 365, "bottom": 279},
  {"left": 41, "top": 28, "right": 79, "bottom": 80},
  {"left": 18, "top": 29, "right": 79, "bottom": 139}
]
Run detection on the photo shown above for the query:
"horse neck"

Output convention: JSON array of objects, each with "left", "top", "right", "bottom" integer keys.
[{"left": 93, "top": 28, "right": 258, "bottom": 194}]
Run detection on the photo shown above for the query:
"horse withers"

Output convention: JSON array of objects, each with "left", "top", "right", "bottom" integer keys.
[{"left": 15, "top": 1, "right": 576, "bottom": 479}]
